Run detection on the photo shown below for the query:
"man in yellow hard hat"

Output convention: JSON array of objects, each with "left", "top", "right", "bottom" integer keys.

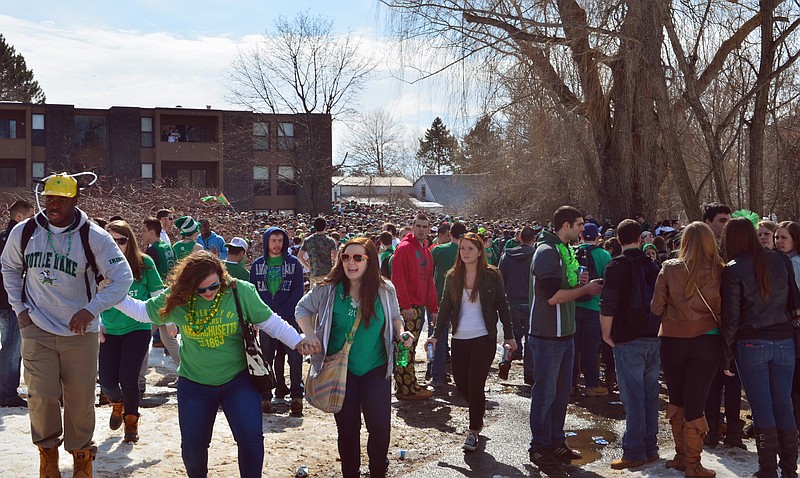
[{"left": 0, "top": 173, "right": 133, "bottom": 477}]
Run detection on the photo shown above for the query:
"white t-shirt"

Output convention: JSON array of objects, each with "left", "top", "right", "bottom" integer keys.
[
  {"left": 160, "top": 229, "right": 171, "bottom": 246},
  {"left": 452, "top": 289, "right": 488, "bottom": 340}
]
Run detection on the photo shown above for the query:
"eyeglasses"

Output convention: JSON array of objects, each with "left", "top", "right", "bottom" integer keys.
[
  {"left": 341, "top": 254, "right": 368, "bottom": 263},
  {"left": 113, "top": 237, "right": 129, "bottom": 245},
  {"left": 168, "top": 217, "right": 175, "bottom": 221},
  {"left": 196, "top": 282, "right": 221, "bottom": 294}
]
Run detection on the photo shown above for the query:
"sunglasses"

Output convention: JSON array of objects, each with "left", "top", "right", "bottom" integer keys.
[
  {"left": 341, "top": 254, "right": 368, "bottom": 263},
  {"left": 113, "top": 237, "right": 129, "bottom": 245},
  {"left": 196, "top": 282, "right": 221, "bottom": 294}
]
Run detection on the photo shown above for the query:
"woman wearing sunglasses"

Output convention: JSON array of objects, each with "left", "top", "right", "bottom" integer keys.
[
  {"left": 426, "top": 232, "right": 515, "bottom": 452},
  {"left": 103, "top": 251, "right": 317, "bottom": 478},
  {"left": 295, "top": 237, "right": 412, "bottom": 478},
  {"left": 98, "top": 220, "right": 166, "bottom": 443}
]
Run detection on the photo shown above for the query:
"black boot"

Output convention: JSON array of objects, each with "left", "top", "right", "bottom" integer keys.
[
  {"left": 754, "top": 428, "right": 779, "bottom": 478},
  {"left": 705, "top": 416, "right": 721, "bottom": 448},
  {"left": 724, "top": 418, "right": 747, "bottom": 450},
  {"left": 777, "top": 428, "right": 798, "bottom": 478}
]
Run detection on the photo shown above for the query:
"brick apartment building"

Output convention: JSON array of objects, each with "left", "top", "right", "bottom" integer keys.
[{"left": 0, "top": 102, "right": 332, "bottom": 213}]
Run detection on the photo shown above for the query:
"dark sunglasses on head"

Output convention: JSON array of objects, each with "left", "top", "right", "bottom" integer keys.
[
  {"left": 113, "top": 237, "right": 129, "bottom": 245},
  {"left": 341, "top": 254, "right": 368, "bottom": 263},
  {"left": 196, "top": 282, "right": 221, "bottom": 294}
]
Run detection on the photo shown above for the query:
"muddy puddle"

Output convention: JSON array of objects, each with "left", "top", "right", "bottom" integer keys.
[{"left": 564, "top": 428, "right": 617, "bottom": 465}]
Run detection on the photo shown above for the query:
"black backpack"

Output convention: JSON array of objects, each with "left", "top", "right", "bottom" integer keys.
[
  {"left": 380, "top": 250, "right": 394, "bottom": 279},
  {"left": 20, "top": 218, "right": 101, "bottom": 303},
  {"left": 623, "top": 253, "right": 661, "bottom": 337},
  {"left": 575, "top": 244, "right": 599, "bottom": 302}
]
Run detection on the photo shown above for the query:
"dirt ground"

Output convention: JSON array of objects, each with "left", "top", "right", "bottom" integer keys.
[{"left": 0, "top": 340, "right": 510, "bottom": 478}]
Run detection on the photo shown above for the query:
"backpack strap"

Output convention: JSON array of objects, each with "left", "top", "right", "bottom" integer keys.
[
  {"left": 79, "top": 221, "right": 102, "bottom": 302},
  {"left": 19, "top": 219, "right": 38, "bottom": 304}
]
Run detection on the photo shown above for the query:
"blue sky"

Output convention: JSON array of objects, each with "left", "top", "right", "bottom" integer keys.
[{"left": 2, "top": 1, "right": 470, "bottom": 161}]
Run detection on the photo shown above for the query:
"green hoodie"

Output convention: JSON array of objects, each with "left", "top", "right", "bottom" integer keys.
[{"left": 528, "top": 230, "right": 576, "bottom": 337}]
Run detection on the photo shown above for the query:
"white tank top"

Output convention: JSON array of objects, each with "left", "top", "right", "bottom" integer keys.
[{"left": 452, "top": 288, "right": 488, "bottom": 340}]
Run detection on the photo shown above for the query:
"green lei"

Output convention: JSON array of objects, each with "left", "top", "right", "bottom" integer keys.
[
  {"left": 556, "top": 243, "right": 579, "bottom": 287},
  {"left": 185, "top": 290, "right": 225, "bottom": 333}
]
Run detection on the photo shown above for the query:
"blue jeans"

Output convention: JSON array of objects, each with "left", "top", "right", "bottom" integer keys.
[
  {"left": 0, "top": 309, "right": 22, "bottom": 402},
  {"left": 334, "top": 364, "right": 391, "bottom": 478},
  {"left": 573, "top": 307, "right": 601, "bottom": 388},
  {"left": 528, "top": 335, "right": 574, "bottom": 451},
  {"left": 177, "top": 371, "right": 263, "bottom": 478},
  {"left": 613, "top": 338, "right": 660, "bottom": 461},
  {"left": 261, "top": 332, "right": 304, "bottom": 399},
  {"left": 99, "top": 329, "right": 151, "bottom": 416},
  {"left": 735, "top": 337, "right": 796, "bottom": 430}
]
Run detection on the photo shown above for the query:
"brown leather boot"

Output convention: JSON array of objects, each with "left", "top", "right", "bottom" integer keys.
[
  {"left": 123, "top": 414, "right": 139, "bottom": 443},
  {"left": 684, "top": 417, "right": 716, "bottom": 477},
  {"left": 71, "top": 448, "right": 93, "bottom": 478},
  {"left": 109, "top": 401, "right": 124, "bottom": 430},
  {"left": 38, "top": 446, "right": 60, "bottom": 478},
  {"left": 666, "top": 403, "right": 686, "bottom": 471}
]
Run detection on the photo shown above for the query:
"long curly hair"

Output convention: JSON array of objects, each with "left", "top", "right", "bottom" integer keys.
[
  {"left": 448, "top": 232, "right": 489, "bottom": 304},
  {"left": 159, "top": 251, "right": 231, "bottom": 319},
  {"left": 320, "top": 237, "right": 383, "bottom": 327},
  {"left": 106, "top": 220, "right": 144, "bottom": 281}
]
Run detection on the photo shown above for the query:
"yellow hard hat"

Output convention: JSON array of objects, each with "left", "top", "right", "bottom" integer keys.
[{"left": 43, "top": 174, "right": 78, "bottom": 198}]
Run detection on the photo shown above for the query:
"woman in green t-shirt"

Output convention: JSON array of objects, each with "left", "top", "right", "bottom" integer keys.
[
  {"left": 296, "top": 237, "right": 412, "bottom": 478},
  {"left": 99, "top": 220, "right": 166, "bottom": 444},
  {"left": 107, "top": 252, "right": 318, "bottom": 478}
]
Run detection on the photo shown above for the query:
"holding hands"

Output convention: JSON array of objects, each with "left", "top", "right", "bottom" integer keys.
[{"left": 296, "top": 334, "right": 322, "bottom": 355}]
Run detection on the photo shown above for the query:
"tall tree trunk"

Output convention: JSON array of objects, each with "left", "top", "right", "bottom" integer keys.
[{"left": 748, "top": 0, "right": 774, "bottom": 214}]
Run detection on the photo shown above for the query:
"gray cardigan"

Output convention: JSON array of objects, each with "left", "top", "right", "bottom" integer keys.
[{"left": 295, "top": 280, "right": 404, "bottom": 380}]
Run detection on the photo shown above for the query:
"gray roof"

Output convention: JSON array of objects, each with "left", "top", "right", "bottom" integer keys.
[
  {"left": 415, "top": 174, "right": 487, "bottom": 211},
  {"left": 332, "top": 176, "right": 413, "bottom": 187}
]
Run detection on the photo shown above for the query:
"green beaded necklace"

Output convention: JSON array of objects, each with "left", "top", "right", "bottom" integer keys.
[
  {"left": 46, "top": 224, "right": 75, "bottom": 259},
  {"left": 184, "top": 290, "right": 225, "bottom": 333}
]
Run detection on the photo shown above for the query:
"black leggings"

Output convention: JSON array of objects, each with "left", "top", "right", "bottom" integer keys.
[
  {"left": 660, "top": 334, "right": 722, "bottom": 421},
  {"left": 451, "top": 335, "right": 496, "bottom": 432},
  {"left": 99, "top": 329, "right": 151, "bottom": 416}
]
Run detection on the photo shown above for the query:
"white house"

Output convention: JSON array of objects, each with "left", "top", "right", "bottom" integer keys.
[{"left": 331, "top": 176, "right": 414, "bottom": 201}]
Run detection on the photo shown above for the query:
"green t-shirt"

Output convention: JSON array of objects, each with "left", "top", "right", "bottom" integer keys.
[
  {"left": 172, "top": 240, "right": 196, "bottom": 262},
  {"left": 225, "top": 261, "right": 249, "bottom": 281},
  {"left": 431, "top": 242, "right": 458, "bottom": 301},
  {"left": 143, "top": 280, "right": 273, "bottom": 386},
  {"left": 575, "top": 244, "right": 613, "bottom": 312},
  {"left": 485, "top": 246, "right": 499, "bottom": 266},
  {"left": 328, "top": 283, "right": 387, "bottom": 376},
  {"left": 102, "top": 255, "right": 164, "bottom": 335},
  {"left": 151, "top": 240, "right": 177, "bottom": 279},
  {"left": 266, "top": 255, "right": 284, "bottom": 296}
]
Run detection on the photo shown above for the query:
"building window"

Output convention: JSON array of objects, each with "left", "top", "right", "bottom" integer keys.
[
  {"left": 0, "top": 168, "right": 17, "bottom": 187},
  {"left": 32, "top": 114, "right": 45, "bottom": 146},
  {"left": 74, "top": 115, "right": 107, "bottom": 149},
  {"left": 277, "top": 165, "right": 296, "bottom": 195},
  {"left": 32, "top": 162, "right": 45, "bottom": 180},
  {"left": 277, "top": 122, "right": 295, "bottom": 151},
  {"left": 142, "top": 163, "right": 154, "bottom": 185},
  {"left": 0, "top": 120, "right": 17, "bottom": 139},
  {"left": 421, "top": 185, "right": 426, "bottom": 199},
  {"left": 141, "top": 117, "right": 154, "bottom": 148},
  {"left": 253, "top": 122, "right": 269, "bottom": 151},
  {"left": 253, "top": 166, "right": 270, "bottom": 195}
]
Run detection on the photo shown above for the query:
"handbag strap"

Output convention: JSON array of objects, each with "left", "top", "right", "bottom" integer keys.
[
  {"left": 231, "top": 280, "right": 249, "bottom": 331},
  {"left": 341, "top": 309, "right": 362, "bottom": 354},
  {"left": 684, "top": 262, "right": 718, "bottom": 323}
]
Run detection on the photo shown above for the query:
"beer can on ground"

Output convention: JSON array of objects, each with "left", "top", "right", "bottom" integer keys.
[
  {"left": 295, "top": 465, "right": 309, "bottom": 477},
  {"left": 425, "top": 343, "right": 435, "bottom": 361}
]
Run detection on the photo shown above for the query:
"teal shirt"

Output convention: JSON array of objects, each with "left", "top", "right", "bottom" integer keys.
[
  {"left": 431, "top": 242, "right": 458, "bottom": 301},
  {"left": 328, "top": 283, "right": 387, "bottom": 376},
  {"left": 102, "top": 255, "right": 164, "bottom": 335},
  {"left": 575, "top": 244, "right": 613, "bottom": 312},
  {"left": 266, "top": 255, "right": 284, "bottom": 296}
]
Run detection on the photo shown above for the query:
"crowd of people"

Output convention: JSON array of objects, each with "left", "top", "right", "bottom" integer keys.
[{"left": 1, "top": 174, "right": 800, "bottom": 478}]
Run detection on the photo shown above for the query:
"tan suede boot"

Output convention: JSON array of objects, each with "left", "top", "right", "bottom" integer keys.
[
  {"left": 684, "top": 417, "right": 716, "bottom": 477},
  {"left": 109, "top": 401, "right": 124, "bottom": 430},
  {"left": 38, "top": 446, "right": 60, "bottom": 478},
  {"left": 72, "top": 448, "right": 93, "bottom": 478},
  {"left": 123, "top": 414, "right": 139, "bottom": 443},
  {"left": 666, "top": 404, "right": 686, "bottom": 470}
]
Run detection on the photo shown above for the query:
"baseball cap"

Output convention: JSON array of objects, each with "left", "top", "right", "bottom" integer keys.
[
  {"left": 42, "top": 174, "right": 78, "bottom": 198},
  {"left": 582, "top": 223, "right": 600, "bottom": 240},
  {"left": 225, "top": 237, "right": 248, "bottom": 252}
]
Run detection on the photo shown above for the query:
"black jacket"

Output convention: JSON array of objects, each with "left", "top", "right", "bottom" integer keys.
[
  {"left": 498, "top": 244, "right": 536, "bottom": 305},
  {"left": 435, "top": 267, "right": 513, "bottom": 341},
  {"left": 0, "top": 219, "right": 19, "bottom": 309},
  {"left": 721, "top": 249, "right": 798, "bottom": 370}
]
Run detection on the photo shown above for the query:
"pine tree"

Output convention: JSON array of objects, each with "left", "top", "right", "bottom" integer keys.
[
  {"left": 0, "top": 34, "right": 46, "bottom": 104},
  {"left": 416, "top": 117, "right": 458, "bottom": 174},
  {"left": 457, "top": 115, "right": 502, "bottom": 173}
]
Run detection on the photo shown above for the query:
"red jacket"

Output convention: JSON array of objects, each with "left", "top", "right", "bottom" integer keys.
[{"left": 391, "top": 233, "right": 439, "bottom": 312}]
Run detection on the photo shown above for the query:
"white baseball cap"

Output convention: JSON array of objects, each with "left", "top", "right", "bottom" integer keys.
[{"left": 225, "top": 237, "right": 248, "bottom": 252}]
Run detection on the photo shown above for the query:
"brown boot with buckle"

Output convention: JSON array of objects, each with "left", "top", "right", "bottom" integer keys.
[
  {"left": 684, "top": 417, "right": 716, "bottom": 477},
  {"left": 38, "top": 446, "right": 60, "bottom": 478},
  {"left": 72, "top": 448, "right": 93, "bottom": 478},
  {"left": 290, "top": 398, "right": 303, "bottom": 417},
  {"left": 123, "top": 414, "right": 139, "bottom": 443},
  {"left": 666, "top": 403, "right": 686, "bottom": 471},
  {"left": 109, "top": 401, "right": 124, "bottom": 430}
]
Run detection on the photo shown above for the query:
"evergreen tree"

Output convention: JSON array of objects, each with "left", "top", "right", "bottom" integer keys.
[
  {"left": 0, "top": 35, "right": 46, "bottom": 103},
  {"left": 416, "top": 117, "right": 458, "bottom": 174},
  {"left": 457, "top": 115, "right": 502, "bottom": 173}
]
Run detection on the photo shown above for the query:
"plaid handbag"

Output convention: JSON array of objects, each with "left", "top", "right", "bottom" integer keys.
[{"left": 305, "top": 311, "right": 361, "bottom": 413}]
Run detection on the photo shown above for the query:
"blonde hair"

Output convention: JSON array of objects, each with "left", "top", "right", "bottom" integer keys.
[{"left": 678, "top": 221, "right": 725, "bottom": 298}]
